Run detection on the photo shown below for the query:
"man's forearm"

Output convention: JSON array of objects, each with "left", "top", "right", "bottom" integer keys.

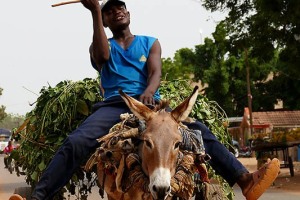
[
  {"left": 146, "top": 70, "right": 161, "bottom": 95},
  {"left": 90, "top": 8, "right": 109, "bottom": 69}
]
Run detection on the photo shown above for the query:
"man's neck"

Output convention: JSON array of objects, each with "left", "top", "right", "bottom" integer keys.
[
  {"left": 112, "top": 28, "right": 132, "bottom": 40},
  {"left": 112, "top": 29, "right": 134, "bottom": 49}
]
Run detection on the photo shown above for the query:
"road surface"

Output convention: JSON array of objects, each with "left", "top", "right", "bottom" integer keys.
[{"left": 1, "top": 154, "right": 300, "bottom": 199}]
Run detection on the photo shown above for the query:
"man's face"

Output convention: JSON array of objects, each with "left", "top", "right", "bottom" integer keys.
[{"left": 102, "top": 4, "right": 130, "bottom": 30}]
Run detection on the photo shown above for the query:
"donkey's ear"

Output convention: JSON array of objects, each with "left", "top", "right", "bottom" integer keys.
[
  {"left": 171, "top": 86, "right": 199, "bottom": 122},
  {"left": 119, "top": 89, "right": 154, "bottom": 121}
]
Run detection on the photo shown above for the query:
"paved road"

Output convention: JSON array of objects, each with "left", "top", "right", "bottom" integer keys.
[
  {"left": 0, "top": 154, "right": 105, "bottom": 200},
  {"left": 1, "top": 154, "right": 300, "bottom": 199},
  {"left": 233, "top": 184, "right": 300, "bottom": 200},
  {"left": 0, "top": 154, "right": 29, "bottom": 199}
]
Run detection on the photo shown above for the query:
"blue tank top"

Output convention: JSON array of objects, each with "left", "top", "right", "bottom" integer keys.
[{"left": 92, "top": 35, "right": 161, "bottom": 101}]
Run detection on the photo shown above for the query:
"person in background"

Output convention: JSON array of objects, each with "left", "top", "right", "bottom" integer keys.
[
  {"left": 10, "top": 0, "right": 280, "bottom": 200},
  {"left": 3, "top": 140, "right": 14, "bottom": 173}
]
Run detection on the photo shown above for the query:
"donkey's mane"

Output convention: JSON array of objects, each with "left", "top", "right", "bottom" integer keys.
[{"left": 153, "top": 100, "right": 170, "bottom": 112}]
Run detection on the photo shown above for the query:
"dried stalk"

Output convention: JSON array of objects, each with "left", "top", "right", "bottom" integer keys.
[
  {"left": 52, "top": 0, "right": 104, "bottom": 7},
  {"left": 52, "top": 0, "right": 81, "bottom": 7},
  {"left": 52, "top": 0, "right": 103, "bottom": 7}
]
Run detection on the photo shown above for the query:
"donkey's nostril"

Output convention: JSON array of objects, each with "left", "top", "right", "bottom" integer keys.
[
  {"left": 167, "top": 186, "right": 171, "bottom": 193},
  {"left": 153, "top": 185, "right": 157, "bottom": 192},
  {"left": 153, "top": 185, "right": 170, "bottom": 199}
]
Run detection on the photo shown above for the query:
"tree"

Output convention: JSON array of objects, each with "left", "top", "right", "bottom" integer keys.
[
  {"left": 173, "top": 21, "right": 283, "bottom": 116},
  {"left": 199, "top": 0, "right": 300, "bottom": 111},
  {"left": 162, "top": 49, "right": 194, "bottom": 81},
  {"left": 0, "top": 87, "right": 7, "bottom": 121},
  {"left": 0, "top": 113, "right": 24, "bottom": 130}
]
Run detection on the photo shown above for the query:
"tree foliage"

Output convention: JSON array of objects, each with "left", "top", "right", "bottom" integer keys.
[
  {"left": 0, "top": 87, "right": 7, "bottom": 122},
  {"left": 174, "top": 0, "right": 300, "bottom": 115},
  {"left": 201, "top": 1, "right": 300, "bottom": 74},
  {"left": 162, "top": 49, "right": 194, "bottom": 81},
  {"left": 0, "top": 113, "right": 24, "bottom": 130},
  {"left": 177, "top": 22, "right": 278, "bottom": 116}
]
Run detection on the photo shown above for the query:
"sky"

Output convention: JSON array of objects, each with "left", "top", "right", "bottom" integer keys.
[{"left": 0, "top": 0, "right": 225, "bottom": 116}]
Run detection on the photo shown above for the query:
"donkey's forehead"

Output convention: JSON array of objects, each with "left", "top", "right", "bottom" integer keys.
[
  {"left": 148, "top": 111, "right": 177, "bottom": 126},
  {"left": 143, "top": 112, "right": 181, "bottom": 136}
]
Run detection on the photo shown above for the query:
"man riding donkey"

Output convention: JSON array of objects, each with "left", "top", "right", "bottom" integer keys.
[{"left": 10, "top": 0, "right": 280, "bottom": 199}]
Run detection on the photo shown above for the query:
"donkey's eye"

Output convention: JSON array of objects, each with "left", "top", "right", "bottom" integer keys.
[
  {"left": 174, "top": 141, "right": 181, "bottom": 149},
  {"left": 145, "top": 140, "right": 153, "bottom": 149}
]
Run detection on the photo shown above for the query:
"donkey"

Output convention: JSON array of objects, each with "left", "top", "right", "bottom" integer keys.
[{"left": 95, "top": 86, "right": 199, "bottom": 200}]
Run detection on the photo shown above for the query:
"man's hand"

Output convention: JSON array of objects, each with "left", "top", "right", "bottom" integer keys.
[
  {"left": 81, "top": 0, "right": 101, "bottom": 12},
  {"left": 139, "top": 90, "right": 155, "bottom": 105}
]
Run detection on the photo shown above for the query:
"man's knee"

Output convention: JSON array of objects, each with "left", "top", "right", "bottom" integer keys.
[
  {"left": 185, "top": 121, "right": 218, "bottom": 142},
  {"left": 185, "top": 121, "right": 210, "bottom": 134},
  {"left": 66, "top": 134, "right": 98, "bottom": 155}
]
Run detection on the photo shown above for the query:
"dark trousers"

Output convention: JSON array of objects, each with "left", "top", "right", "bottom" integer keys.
[
  {"left": 32, "top": 99, "right": 247, "bottom": 199},
  {"left": 4, "top": 154, "right": 12, "bottom": 168}
]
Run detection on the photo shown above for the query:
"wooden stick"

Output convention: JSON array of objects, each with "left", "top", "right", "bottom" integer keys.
[
  {"left": 52, "top": 0, "right": 103, "bottom": 7},
  {"left": 52, "top": 0, "right": 81, "bottom": 7}
]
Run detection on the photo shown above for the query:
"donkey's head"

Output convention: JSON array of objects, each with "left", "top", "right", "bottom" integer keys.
[{"left": 119, "top": 87, "right": 199, "bottom": 200}]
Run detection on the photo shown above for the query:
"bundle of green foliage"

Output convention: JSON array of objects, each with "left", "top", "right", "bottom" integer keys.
[{"left": 12, "top": 78, "right": 234, "bottom": 199}]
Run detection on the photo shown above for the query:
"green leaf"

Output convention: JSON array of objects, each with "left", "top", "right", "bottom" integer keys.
[
  {"left": 52, "top": 104, "right": 58, "bottom": 113},
  {"left": 38, "top": 160, "right": 46, "bottom": 171},
  {"left": 31, "top": 171, "right": 38, "bottom": 182},
  {"left": 76, "top": 99, "right": 89, "bottom": 116},
  {"left": 205, "top": 118, "right": 216, "bottom": 124}
]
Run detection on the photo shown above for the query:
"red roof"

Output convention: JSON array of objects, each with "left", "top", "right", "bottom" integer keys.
[{"left": 252, "top": 111, "right": 300, "bottom": 128}]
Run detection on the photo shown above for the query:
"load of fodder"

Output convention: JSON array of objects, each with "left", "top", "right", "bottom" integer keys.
[{"left": 11, "top": 78, "right": 234, "bottom": 200}]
